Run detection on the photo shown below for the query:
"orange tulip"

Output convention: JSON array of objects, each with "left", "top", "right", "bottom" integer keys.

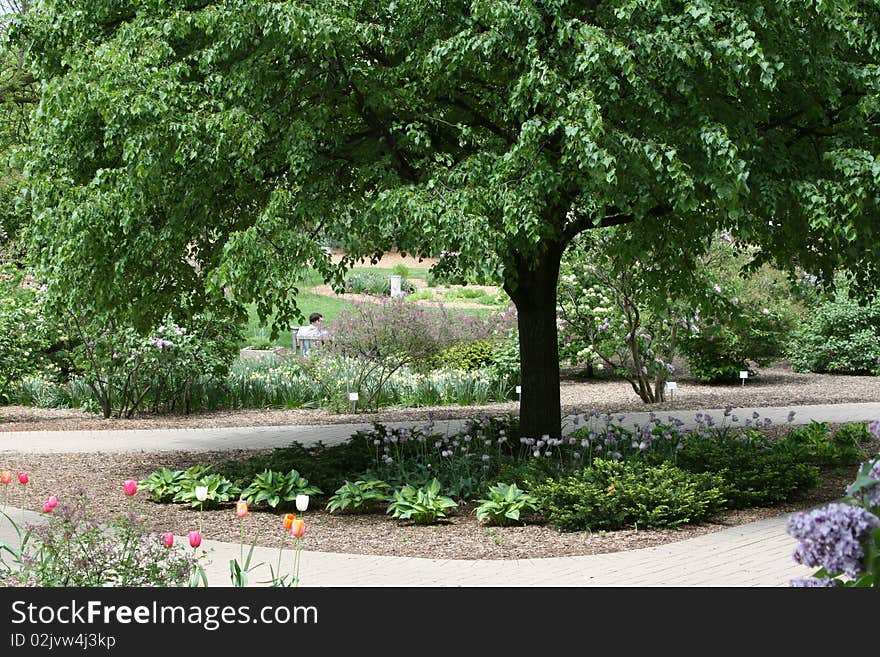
[
  {"left": 282, "top": 513, "right": 296, "bottom": 530},
  {"left": 235, "top": 500, "right": 249, "bottom": 518},
  {"left": 0, "top": 471, "right": 11, "bottom": 485},
  {"left": 291, "top": 517, "right": 305, "bottom": 538}
]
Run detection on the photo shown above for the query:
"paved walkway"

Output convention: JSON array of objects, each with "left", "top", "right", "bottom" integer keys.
[{"left": 2, "top": 401, "right": 878, "bottom": 587}]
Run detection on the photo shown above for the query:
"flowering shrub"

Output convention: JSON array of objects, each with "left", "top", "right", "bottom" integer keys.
[
  {"left": 66, "top": 312, "right": 240, "bottom": 418},
  {"left": 0, "top": 491, "right": 198, "bottom": 586},
  {"left": 788, "top": 422, "right": 880, "bottom": 587},
  {"left": 0, "top": 266, "right": 63, "bottom": 403}
]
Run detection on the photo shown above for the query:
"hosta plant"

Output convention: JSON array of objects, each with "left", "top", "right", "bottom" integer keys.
[
  {"left": 240, "top": 469, "right": 323, "bottom": 509},
  {"left": 475, "top": 482, "right": 539, "bottom": 527},
  {"left": 387, "top": 478, "right": 457, "bottom": 525},
  {"left": 326, "top": 480, "right": 392, "bottom": 514},
  {"left": 173, "top": 473, "right": 241, "bottom": 508},
  {"left": 138, "top": 467, "right": 186, "bottom": 503}
]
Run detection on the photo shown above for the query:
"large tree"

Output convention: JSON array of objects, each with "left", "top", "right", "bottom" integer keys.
[{"left": 14, "top": 1, "right": 880, "bottom": 438}]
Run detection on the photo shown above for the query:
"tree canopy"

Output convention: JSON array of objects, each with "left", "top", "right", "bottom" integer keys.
[{"left": 14, "top": 0, "right": 880, "bottom": 438}]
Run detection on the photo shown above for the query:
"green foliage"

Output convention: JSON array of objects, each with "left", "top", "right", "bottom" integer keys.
[
  {"left": 475, "top": 482, "right": 539, "bottom": 527},
  {"left": 778, "top": 421, "right": 867, "bottom": 467},
  {"left": 786, "top": 287, "right": 880, "bottom": 374},
  {"left": 344, "top": 271, "right": 416, "bottom": 296},
  {"left": 531, "top": 460, "right": 726, "bottom": 532},
  {"left": 675, "top": 433, "right": 821, "bottom": 508},
  {"left": 326, "top": 480, "right": 392, "bottom": 514},
  {"left": 138, "top": 467, "right": 187, "bottom": 504},
  {"left": 386, "top": 478, "right": 458, "bottom": 525},
  {"left": 19, "top": 1, "right": 880, "bottom": 440},
  {"left": 1, "top": 493, "right": 198, "bottom": 586},
  {"left": 240, "top": 469, "right": 322, "bottom": 509},
  {"left": 392, "top": 263, "right": 410, "bottom": 278},
  {"left": 173, "top": 473, "right": 241, "bottom": 509},
  {"left": 432, "top": 339, "right": 495, "bottom": 371}
]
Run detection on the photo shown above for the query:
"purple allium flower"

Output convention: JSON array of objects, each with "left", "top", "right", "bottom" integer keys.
[
  {"left": 719, "top": 232, "right": 734, "bottom": 244},
  {"left": 789, "top": 577, "right": 838, "bottom": 587},
  {"left": 752, "top": 411, "right": 760, "bottom": 419},
  {"left": 787, "top": 503, "right": 880, "bottom": 578},
  {"left": 713, "top": 283, "right": 722, "bottom": 293},
  {"left": 869, "top": 420, "right": 880, "bottom": 439},
  {"left": 731, "top": 296, "right": 739, "bottom": 305}
]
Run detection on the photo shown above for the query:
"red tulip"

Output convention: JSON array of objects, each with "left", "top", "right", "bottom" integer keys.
[
  {"left": 161, "top": 532, "right": 174, "bottom": 548},
  {"left": 0, "top": 471, "right": 11, "bottom": 485},
  {"left": 47, "top": 495, "right": 57, "bottom": 509},
  {"left": 188, "top": 530, "right": 202, "bottom": 548},
  {"left": 43, "top": 502, "right": 53, "bottom": 513},
  {"left": 123, "top": 480, "right": 138, "bottom": 496},
  {"left": 17, "top": 471, "right": 28, "bottom": 485},
  {"left": 291, "top": 517, "right": 305, "bottom": 539},
  {"left": 235, "top": 500, "right": 249, "bottom": 518},
  {"left": 282, "top": 513, "right": 296, "bottom": 530}
]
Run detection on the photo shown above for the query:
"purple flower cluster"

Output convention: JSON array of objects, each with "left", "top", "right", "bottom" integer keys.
[
  {"left": 786, "top": 503, "right": 880, "bottom": 578},
  {"left": 869, "top": 420, "right": 880, "bottom": 439},
  {"left": 789, "top": 577, "right": 838, "bottom": 587}
]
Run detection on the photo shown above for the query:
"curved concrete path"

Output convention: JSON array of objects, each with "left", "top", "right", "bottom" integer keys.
[{"left": 2, "top": 401, "right": 878, "bottom": 587}]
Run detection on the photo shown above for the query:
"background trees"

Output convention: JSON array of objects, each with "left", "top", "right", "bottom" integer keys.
[{"left": 13, "top": 1, "right": 880, "bottom": 437}]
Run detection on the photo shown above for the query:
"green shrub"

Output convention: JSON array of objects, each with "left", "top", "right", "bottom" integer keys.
[
  {"left": 786, "top": 288, "right": 880, "bottom": 374},
  {"left": 676, "top": 433, "right": 820, "bottom": 507},
  {"left": 386, "top": 478, "right": 458, "bottom": 524},
  {"left": 531, "top": 459, "right": 726, "bottom": 532},
  {"left": 432, "top": 339, "right": 495, "bottom": 370},
  {"left": 326, "top": 480, "right": 392, "bottom": 513},
  {"left": 778, "top": 421, "right": 867, "bottom": 467},
  {"left": 475, "top": 482, "right": 539, "bottom": 527},
  {"left": 392, "top": 263, "right": 410, "bottom": 278}
]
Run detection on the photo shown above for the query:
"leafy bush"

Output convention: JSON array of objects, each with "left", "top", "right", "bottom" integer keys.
[
  {"left": 432, "top": 339, "right": 495, "bottom": 370},
  {"left": 1, "top": 492, "right": 198, "bottom": 586},
  {"left": 777, "top": 421, "right": 867, "bottom": 467},
  {"left": 531, "top": 459, "right": 726, "bottom": 532},
  {"left": 386, "top": 478, "right": 458, "bottom": 524},
  {"left": 326, "top": 480, "right": 392, "bottom": 513},
  {"left": 240, "top": 469, "right": 323, "bottom": 509},
  {"left": 786, "top": 287, "right": 880, "bottom": 374},
  {"left": 475, "top": 482, "right": 539, "bottom": 527},
  {"left": 675, "top": 433, "right": 820, "bottom": 507}
]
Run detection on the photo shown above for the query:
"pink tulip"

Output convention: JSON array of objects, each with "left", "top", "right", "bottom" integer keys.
[
  {"left": 161, "top": 532, "right": 174, "bottom": 548},
  {"left": 235, "top": 500, "right": 249, "bottom": 518},
  {"left": 17, "top": 471, "right": 28, "bottom": 485},
  {"left": 123, "top": 480, "right": 138, "bottom": 496},
  {"left": 0, "top": 470, "right": 11, "bottom": 485},
  {"left": 43, "top": 502, "right": 53, "bottom": 514},
  {"left": 47, "top": 495, "right": 57, "bottom": 509},
  {"left": 188, "top": 530, "right": 202, "bottom": 548}
]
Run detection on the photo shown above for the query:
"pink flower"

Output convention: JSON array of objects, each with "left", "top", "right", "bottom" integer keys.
[
  {"left": 123, "top": 480, "right": 138, "bottom": 496},
  {"left": 161, "top": 532, "right": 174, "bottom": 548},
  {"left": 188, "top": 530, "right": 202, "bottom": 548},
  {"left": 43, "top": 502, "right": 53, "bottom": 513},
  {"left": 17, "top": 472, "right": 28, "bottom": 485},
  {"left": 235, "top": 500, "right": 249, "bottom": 518},
  {"left": 47, "top": 495, "right": 57, "bottom": 509}
]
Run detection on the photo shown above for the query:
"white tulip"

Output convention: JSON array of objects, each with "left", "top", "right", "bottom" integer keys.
[
  {"left": 295, "top": 494, "right": 309, "bottom": 512},
  {"left": 195, "top": 486, "right": 208, "bottom": 502}
]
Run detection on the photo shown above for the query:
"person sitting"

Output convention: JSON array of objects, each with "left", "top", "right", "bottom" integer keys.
[{"left": 295, "top": 313, "right": 328, "bottom": 355}]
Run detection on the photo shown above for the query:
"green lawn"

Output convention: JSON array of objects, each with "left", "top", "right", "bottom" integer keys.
[{"left": 240, "top": 293, "right": 354, "bottom": 349}]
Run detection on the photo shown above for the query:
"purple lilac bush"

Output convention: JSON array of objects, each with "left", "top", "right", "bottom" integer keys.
[{"left": 787, "top": 419, "right": 880, "bottom": 587}]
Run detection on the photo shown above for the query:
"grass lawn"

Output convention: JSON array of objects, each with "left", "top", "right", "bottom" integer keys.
[{"left": 240, "top": 293, "right": 354, "bottom": 349}]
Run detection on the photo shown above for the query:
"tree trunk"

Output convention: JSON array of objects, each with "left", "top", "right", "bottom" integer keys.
[{"left": 506, "top": 243, "right": 564, "bottom": 440}]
